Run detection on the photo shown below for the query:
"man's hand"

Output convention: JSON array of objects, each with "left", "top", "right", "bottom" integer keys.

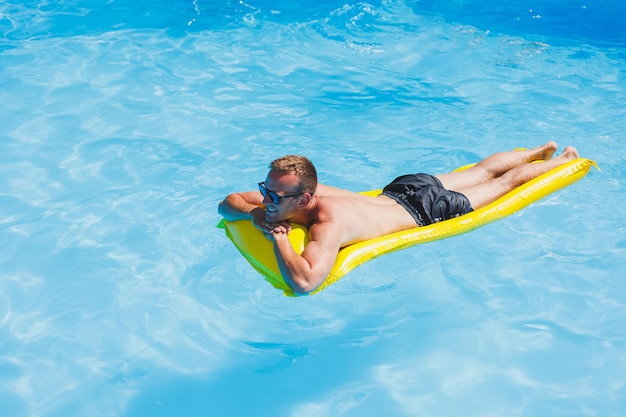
[
  {"left": 248, "top": 207, "right": 292, "bottom": 239},
  {"left": 262, "top": 222, "right": 292, "bottom": 241},
  {"left": 264, "top": 223, "right": 291, "bottom": 241},
  {"left": 249, "top": 207, "right": 269, "bottom": 230}
]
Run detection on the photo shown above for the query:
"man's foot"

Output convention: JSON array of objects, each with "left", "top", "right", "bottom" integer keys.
[
  {"left": 539, "top": 141, "right": 558, "bottom": 160},
  {"left": 560, "top": 146, "right": 580, "bottom": 160}
]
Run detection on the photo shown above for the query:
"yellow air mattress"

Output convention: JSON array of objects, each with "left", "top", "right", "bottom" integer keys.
[{"left": 218, "top": 157, "right": 597, "bottom": 296}]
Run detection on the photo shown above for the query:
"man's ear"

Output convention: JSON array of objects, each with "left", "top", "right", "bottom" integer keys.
[{"left": 298, "top": 193, "right": 312, "bottom": 207}]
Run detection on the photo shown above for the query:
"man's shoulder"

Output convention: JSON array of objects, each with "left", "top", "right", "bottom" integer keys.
[
  {"left": 313, "top": 190, "right": 374, "bottom": 225},
  {"left": 316, "top": 183, "right": 360, "bottom": 198}
]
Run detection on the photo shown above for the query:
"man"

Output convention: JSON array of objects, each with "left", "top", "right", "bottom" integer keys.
[{"left": 218, "top": 142, "right": 579, "bottom": 294}]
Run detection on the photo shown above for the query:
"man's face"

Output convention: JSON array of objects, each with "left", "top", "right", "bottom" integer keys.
[{"left": 260, "top": 170, "right": 303, "bottom": 222}]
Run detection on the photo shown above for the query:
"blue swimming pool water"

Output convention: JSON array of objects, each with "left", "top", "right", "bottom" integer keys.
[{"left": 1, "top": 1, "right": 625, "bottom": 416}]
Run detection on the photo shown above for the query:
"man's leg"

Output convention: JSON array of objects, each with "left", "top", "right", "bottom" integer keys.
[
  {"left": 436, "top": 141, "right": 558, "bottom": 191},
  {"left": 457, "top": 146, "right": 580, "bottom": 210}
]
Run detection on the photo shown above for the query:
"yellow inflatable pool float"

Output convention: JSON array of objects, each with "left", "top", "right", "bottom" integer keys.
[{"left": 218, "top": 157, "right": 597, "bottom": 296}]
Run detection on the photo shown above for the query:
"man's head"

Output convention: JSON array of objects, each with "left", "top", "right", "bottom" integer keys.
[
  {"left": 269, "top": 155, "right": 317, "bottom": 195},
  {"left": 260, "top": 155, "right": 317, "bottom": 222}
]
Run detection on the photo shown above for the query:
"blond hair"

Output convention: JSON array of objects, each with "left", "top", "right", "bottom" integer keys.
[{"left": 270, "top": 155, "right": 318, "bottom": 195}]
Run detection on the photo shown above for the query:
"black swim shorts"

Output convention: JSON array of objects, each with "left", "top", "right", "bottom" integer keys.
[{"left": 381, "top": 173, "right": 473, "bottom": 226}]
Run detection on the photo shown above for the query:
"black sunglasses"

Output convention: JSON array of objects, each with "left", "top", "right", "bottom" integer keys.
[{"left": 258, "top": 182, "right": 304, "bottom": 204}]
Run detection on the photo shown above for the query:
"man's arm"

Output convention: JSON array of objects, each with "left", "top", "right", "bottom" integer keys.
[
  {"left": 218, "top": 191, "right": 267, "bottom": 227},
  {"left": 269, "top": 221, "right": 342, "bottom": 295}
]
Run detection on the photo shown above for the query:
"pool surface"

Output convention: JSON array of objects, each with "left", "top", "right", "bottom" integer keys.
[{"left": 1, "top": 1, "right": 625, "bottom": 416}]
